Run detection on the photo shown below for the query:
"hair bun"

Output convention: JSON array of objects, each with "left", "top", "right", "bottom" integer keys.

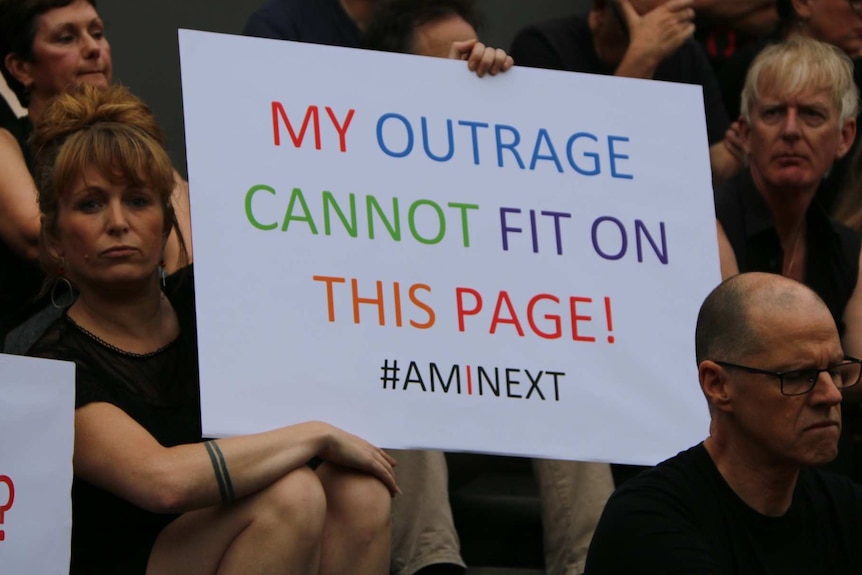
[{"left": 32, "top": 83, "right": 164, "bottom": 152}]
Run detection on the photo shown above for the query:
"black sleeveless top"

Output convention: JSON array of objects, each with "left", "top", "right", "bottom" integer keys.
[
  {"left": 715, "top": 170, "right": 861, "bottom": 335},
  {"left": 0, "top": 115, "right": 48, "bottom": 343},
  {"left": 26, "top": 267, "right": 201, "bottom": 574}
]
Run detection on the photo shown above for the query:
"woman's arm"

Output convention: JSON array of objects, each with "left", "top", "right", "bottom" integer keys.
[
  {"left": 0, "top": 129, "right": 40, "bottom": 262},
  {"left": 74, "top": 402, "right": 398, "bottom": 514}
]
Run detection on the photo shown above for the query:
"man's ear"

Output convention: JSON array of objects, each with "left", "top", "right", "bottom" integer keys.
[
  {"left": 700, "top": 360, "right": 733, "bottom": 413},
  {"left": 738, "top": 115, "right": 752, "bottom": 157},
  {"left": 4, "top": 53, "right": 33, "bottom": 90},
  {"left": 836, "top": 117, "right": 856, "bottom": 161}
]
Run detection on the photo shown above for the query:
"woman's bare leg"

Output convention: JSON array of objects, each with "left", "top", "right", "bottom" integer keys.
[
  {"left": 146, "top": 466, "right": 326, "bottom": 575},
  {"left": 316, "top": 463, "right": 392, "bottom": 575}
]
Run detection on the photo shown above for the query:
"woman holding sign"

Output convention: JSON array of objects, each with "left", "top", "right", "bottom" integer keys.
[
  {"left": 0, "top": 0, "right": 191, "bottom": 343},
  {"left": 24, "top": 83, "right": 396, "bottom": 575}
]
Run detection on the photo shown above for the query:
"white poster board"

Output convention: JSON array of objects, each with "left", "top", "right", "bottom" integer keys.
[
  {"left": 180, "top": 30, "right": 718, "bottom": 465},
  {"left": 0, "top": 353, "right": 75, "bottom": 573}
]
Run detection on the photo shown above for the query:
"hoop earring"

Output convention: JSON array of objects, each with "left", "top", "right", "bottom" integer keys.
[{"left": 50, "top": 277, "right": 74, "bottom": 309}]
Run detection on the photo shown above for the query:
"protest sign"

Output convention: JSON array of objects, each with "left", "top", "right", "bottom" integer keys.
[
  {"left": 179, "top": 30, "right": 718, "bottom": 464},
  {"left": 0, "top": 353, "right": 74, "bottom": 573}
]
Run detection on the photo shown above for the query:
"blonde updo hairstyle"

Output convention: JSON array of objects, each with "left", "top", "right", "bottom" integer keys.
[{"left": 31, "top": 83, "right": 187, "bottom": 283}]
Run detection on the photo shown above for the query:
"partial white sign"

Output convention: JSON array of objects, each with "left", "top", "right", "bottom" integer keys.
[
  {"left": 180, "top": 30, "right": 718, "bottom": 464},
  {"left": 0, "top": 353, "right": 74, "bottom": 574}
]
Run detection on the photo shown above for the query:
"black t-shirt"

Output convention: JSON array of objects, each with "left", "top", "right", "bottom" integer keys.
[
  {"left": 26, "top": 268, "right": 201, "bottom": 575},
  {"left": 510, "top": 15, "right": 730, "bottom": 145},
  {"left": 695, "top": 20, "right": 771, "bottom": 73},
  {"left": 0, "top": 115, "right": 48, "bottom": 343},
  {"left": 243, "top": 0, "right": 361, "bottom": 47},
  {"left": 585, "top": 443, "right": 862, "bottom": 575}
]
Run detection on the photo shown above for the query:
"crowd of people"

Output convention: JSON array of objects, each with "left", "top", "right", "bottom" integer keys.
[{"left": 1, "top": 0, "right": 862, "bottom": 574}]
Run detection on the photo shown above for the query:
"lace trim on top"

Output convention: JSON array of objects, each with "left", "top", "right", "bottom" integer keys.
[{"left": 65, "top": 314, "right": 178, "bottom": 359}]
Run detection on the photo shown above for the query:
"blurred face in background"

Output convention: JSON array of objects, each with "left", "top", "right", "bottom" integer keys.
[
  {"left": 10, "top": 0, "right": 111, "bottom": 101},
  {"left": 410, "top": 14, "right": 478, "bottom": 57},
  {"left": 795, "top": 0, "right": 862, "bottom": 57}
]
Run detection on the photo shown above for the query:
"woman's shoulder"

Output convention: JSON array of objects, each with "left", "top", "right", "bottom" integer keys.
[
  {"left": 0, "top": 118, "right": 34, "bottom": 186},
  {"left": 0, "top": 115, "right": 33, "bottom": 171},
  {"left": 3, "top": 304, "right": 63, "bottom": 355},
  {"left": 24, "top": 312, "right": 82, "bottom": 361},
  {"left": 0, "top": 114, "right": 30, "bottom": 148},
  {"left": 0, "top": 124, "right": 24, "bottom": 157}
]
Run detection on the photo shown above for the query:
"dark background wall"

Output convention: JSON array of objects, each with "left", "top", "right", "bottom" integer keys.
[{"left": 98, "top": 0, "right": 592, "bottom": 177}]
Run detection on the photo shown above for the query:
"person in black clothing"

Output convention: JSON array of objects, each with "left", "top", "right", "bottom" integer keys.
[
  {"left": 510, "top": 0, "right": 744, "bottom": 185},
  {"left": 0, "top": 0, "right": 192, "bottom": 344},
  {"left": 25, "top": 82, "right": 397, "bottom": 575},
  {"left": 0, "top": 0, "right": 113, "bottom": 342},
  {"left": 585, "top": 272, "right": 862, "bottom": 574}
]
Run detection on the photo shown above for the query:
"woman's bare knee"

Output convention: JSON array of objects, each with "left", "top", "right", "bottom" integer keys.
[
  {"left": 316, "top": 465, "right": 392, "bottom": 575},
  {"left": 147, "top": 467, "right": 327, "bottom": 575},
  {"left": 317, "top": 464, "right": 392, "bottom": 536},
  {"left": 254, "top": 466, "right": 327, "bottom": 539}
]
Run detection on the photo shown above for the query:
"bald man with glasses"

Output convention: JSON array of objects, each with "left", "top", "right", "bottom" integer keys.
[{"left": 584, "top": 272, "right": 862, "bottom": 575}]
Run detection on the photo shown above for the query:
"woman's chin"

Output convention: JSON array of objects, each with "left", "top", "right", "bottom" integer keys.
[{"left": 76, "top": 74, "right": 111, "bottom": 90}]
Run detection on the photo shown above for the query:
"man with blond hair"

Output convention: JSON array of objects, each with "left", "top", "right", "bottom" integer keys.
[
  {"left": 716, "top": 36, "right": 862, "bottom": 479},
  {"left": 585, "top": 273, "right": 862, "bottom": 573}
]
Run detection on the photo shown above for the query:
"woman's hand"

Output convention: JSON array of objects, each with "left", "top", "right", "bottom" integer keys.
[{"left": 319, "top": 425, "right": 400, "bottom": 496}]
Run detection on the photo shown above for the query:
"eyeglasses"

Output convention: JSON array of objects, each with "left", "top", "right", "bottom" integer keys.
[
  {"left": 851, "top": 0, "right": 862, "bottom": 16},
  {"left": 713, "top": 357, "right": 862, "bottom": 396}
]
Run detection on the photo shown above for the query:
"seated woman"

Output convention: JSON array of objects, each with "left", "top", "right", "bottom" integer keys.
[
  {"left": 24, "top": 83, "right": 395, "bottom": 575},
  {"left": 0, "top": 0, "right": 191, "bottom": 341},
  {"left": 715, "top": 36, "right": 862, "bottom": 478}
]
